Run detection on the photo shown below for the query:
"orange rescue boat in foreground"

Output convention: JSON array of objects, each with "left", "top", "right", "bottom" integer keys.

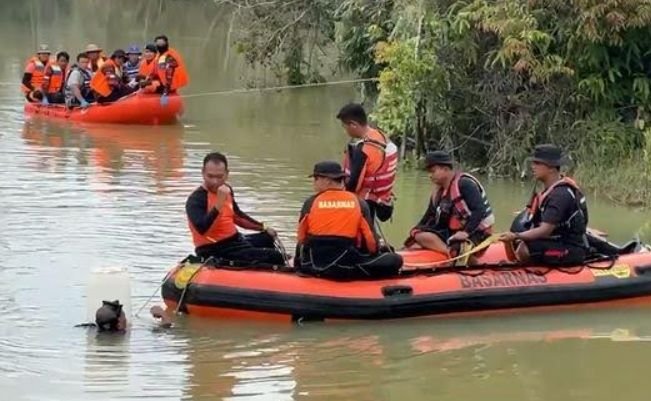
[
  {"left": 162, "top": 241, "right": 651, "bottom": 322},
  {"left": 24, "top": 92, "right": 183, "bottom": 125}
]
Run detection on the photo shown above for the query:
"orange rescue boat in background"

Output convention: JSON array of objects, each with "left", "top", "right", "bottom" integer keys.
[{"left": 24, "top": 92, "right": 183, "bottom": 125}]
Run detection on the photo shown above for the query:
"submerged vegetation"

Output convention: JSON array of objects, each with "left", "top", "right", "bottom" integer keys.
[{"left": 223, "top": 0, "right": 651, "bottom": 206}]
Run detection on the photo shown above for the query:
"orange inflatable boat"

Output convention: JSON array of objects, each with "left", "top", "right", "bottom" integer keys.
[
  {"left": 24, "top": 92, "right": 183, "bottom": 125},
  {"left": 162, "top": 241, "right": 651, "bottom": 322}
]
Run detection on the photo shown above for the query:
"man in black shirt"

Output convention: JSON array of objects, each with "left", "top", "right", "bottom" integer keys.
[
  {"left": 500, "top": 144, "right": 588, "bottom": 266},
  {"left": 185, "top": 152, "right": 285, "bottom": 267},
  {"left": 404, "top": 151, "right": 495, "bottom": 263}
]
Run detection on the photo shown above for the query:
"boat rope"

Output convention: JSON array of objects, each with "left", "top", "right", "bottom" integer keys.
[{"left": 179, "top": 77, "right": 378, "bottom": 99}]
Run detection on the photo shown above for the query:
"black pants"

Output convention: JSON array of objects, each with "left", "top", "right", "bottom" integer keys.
[
  {"left": 367, "top": 200, "right": 394, "bottom": 223},
  {"left": 97, "top": 86, "right": 135, "bottom": 104},
  {"left": 46, "top": 92, "right": 66, "bottom": 104},
  {"left": 297, "top": 239, "right": 403, "bottom": 280},
  {"left": 525, "top": 239, "right": 586, "bottom": 266},
  {"left": 195, "top": 232, "right": 285, "bottom": 267}
]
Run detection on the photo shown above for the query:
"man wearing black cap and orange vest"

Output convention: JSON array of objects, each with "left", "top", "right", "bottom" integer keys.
[
  {"left": 404, "top": 150, "right": 495, "bottom": 264},
  {"left": 296, "top": 161, "right": 402, "bottom": 280},
  {"left": 337, "top": 103, "right": 398, "bottom": 222},
  {"left": 500, "top": 144, "right": 589, "bottom": 266},
  {"left": 91, "top": 49, "right": 130, "bottom": 104},
  {"left": 186, "top": 152, "right": 285, "bottom": 266}
]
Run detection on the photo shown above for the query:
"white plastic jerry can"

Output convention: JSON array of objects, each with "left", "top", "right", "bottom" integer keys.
[{"left": 86, "top": 266, "right": 132, "bottom": 322}]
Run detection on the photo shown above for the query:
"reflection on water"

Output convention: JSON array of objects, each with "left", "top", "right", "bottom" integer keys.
[{"left": 3, "top": 0, "right": 651, "bottom": 400}]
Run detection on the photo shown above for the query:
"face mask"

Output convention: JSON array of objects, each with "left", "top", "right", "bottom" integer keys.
[{"left": 156, "top": 44, "right": 169, "bottom": 54}]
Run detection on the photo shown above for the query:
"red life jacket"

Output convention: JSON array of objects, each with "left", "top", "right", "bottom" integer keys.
[
  {"left": 434, "top": 172, "right": 495, "bottom": 232},
  {"left": 343, "top": 129, "right": 398, "bottom": 205},
  {"left": 21, "top": 57, "right": 50, "bottom": 94},
  {"left": 43, "top": 64, "right": 67, "bottom": 93},
  {"left": 188, "top": 187, "right": 238, "bottom": 247}
]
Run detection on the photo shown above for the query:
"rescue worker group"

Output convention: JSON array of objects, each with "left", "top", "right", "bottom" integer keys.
[
  {"left": 21, "top": 35, "right": 188, "bottom": 108},
  {"left": 187, "top": 103, "right": 590, "bottom": 280}
]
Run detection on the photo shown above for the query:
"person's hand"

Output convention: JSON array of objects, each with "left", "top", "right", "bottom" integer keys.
[
  {"left": 499, "top": 232, "right": 518, "bottom": 242},
  {"left": 217, "top": 184, "right": 230, "bottom": 199},
  {"left": 448, "top": 231, "right": 469, "bottom": 243},
  {"left": 80, "top": 99, "right": 90, "bottom": 109},
  {"left": 160, "top": 94, "right": 168, "bottom": 106},
  {"left": 41, "top": 96, "right": 49, "bottom": 105},
  {"left": 265, "top": 227, "right": 278, "bottom": 238}
]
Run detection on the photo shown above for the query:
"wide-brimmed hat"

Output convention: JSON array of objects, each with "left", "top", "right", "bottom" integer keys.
[
  {"left": 85, "top": 44, "right": 102, "bottom": 53},
  {"left": 36, "top": 44, "right": 51, "bottom": 54},
  {"left": 424, "top": 150, "right": 454, "bottom": 169},
  {"left": 530, "top": 144, "right": 568, "bottom": 167},
  {"left": 308, "top": 161, "right": 348, "bottom": 179}
]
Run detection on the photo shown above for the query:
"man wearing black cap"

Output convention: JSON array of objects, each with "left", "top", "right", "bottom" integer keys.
[
  {"left": 500, "top": 144, "right": 588, "bottom": 265},
  {"left": 404, "top": 151, "right": 495, "bottom": 263},
  {"left": 91, "top": 49, "right": 131, "bottom": 103},
  {"left": 295, "top": 161, "right": 402, "bottom": 280}
]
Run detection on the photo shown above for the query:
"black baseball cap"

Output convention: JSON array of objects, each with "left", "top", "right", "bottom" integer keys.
[{"left": 308, "top": 161, "right": 348, "bottom": 179}]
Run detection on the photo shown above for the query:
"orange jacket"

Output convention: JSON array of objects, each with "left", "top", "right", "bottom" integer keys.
[
  {"left": 188, "top": 188, "right": 238, "bottom": 247},
  {"left": 343, "top": 128, "right": 398, "bottom": 204},
  {"left": 157, "top": 48, "right": 189, "bottom": 91},
  {"left": 138, "top": 59, "right": 161, "bottom": 92},
  {"left": 90, "top": 59, "right": 122, "bottom": 97},
  {"left": 297, "top": 188, "right": 377, "bottom": 253},
  {"left": 22, "top": 57, "right": 50, "bottom": 94},
  {"left": 42, "top": 64, "right": 67, "bottom": 94}
]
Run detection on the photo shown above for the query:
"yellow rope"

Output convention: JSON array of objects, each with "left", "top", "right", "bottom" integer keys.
[{"left": 403, "top": 233, "right": 505, "bottom": 269}]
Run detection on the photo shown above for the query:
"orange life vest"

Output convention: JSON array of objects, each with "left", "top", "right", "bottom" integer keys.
[
  {"left": 434, "top": 172, "right": 495, "bottom": 232},
  {"left": 91, "top": 54, "right": 108, "bottom": 73},
  {"left": 343, "top": 128, "right": 398, "bottom": 205},
  {"left": 525, "top": 177, "right": 588, "bottom": 243},
  {"left": 157, "top": 48, "right": 189, "bottom": 91},
  {"left": 188, "top": 187, "right": 238, "bottom": 247},
  {"left": 90, "top": 59, "right": 122, "bottom": 97},
  {"left": 137, "top": 59, "right": 161, "bottom": 92},
  {"left": 42, "top": 64, "right": 67, "bottom": 94},
  {"left": 297, "top": 189, "right": 377, "bottom": 253},
  {"left": 22, "top": 57, "right": 49, "bottom": 94}
]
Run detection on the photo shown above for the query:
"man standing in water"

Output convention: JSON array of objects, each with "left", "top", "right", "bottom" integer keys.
[
  {"left": 500, "top": 144, "right": 589, "bottom": 266},
  {"left": 185, "top": 152, "right": 285, "bottom": 266}
]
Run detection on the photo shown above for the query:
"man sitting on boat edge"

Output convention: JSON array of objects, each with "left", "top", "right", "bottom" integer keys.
[
  {"left": 186, "top": 152, "right": 285, "bottom": 267},
  {"left": 499, "top": 144, "right": 589, "bottom": 266},
  {"left": 403, "top": 150, "right": 495, "bottom": 266},
  {"left": 295, "top": 161, "right": 402, "bottom": 280}
]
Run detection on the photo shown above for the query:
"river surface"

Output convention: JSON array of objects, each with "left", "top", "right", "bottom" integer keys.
[{"left": 2, "top": 1, "right": 651, "bottom": 400}]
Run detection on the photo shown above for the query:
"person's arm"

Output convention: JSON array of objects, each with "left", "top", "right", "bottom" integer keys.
[
  {"left": 517, "top": 188, "right": 573, "bottom": 241},
  {"left": 185, "top": 187, "right": 219, "bottom": 234},
  {"left": 41, "top": 67, "right": 51, "bottom": 93},
  {"left": 230, "top": 186, "right": 265, "bottom": 231},
  {"left": 345, "top": 143, "right": 368, "bottom": 193},
  {"left": 296, "top": 195, "right": 316, "bottom": 246},
  {"left": 457, "top": 177, "right": 487, "bottom": 234},
  {"left": 359, "top": 200, "right": 378, "bottom": 254},
  {"left": 22, "top": 73, "right": 34, "bottom": 91},
  {"left": 68, "top": 71, "right": 86, "bottom": 103},
  {"left": 163, "top": 54, "right": 178, "bottom": 93}
]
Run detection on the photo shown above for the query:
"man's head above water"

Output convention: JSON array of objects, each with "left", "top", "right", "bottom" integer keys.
[{"left": 95, "top": 300, "right": 127, "bottom": 332}]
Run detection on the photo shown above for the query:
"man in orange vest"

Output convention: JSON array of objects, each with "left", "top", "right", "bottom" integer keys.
[
  {"left": 90, "top": 50, "right": 130, "bottom": 104},
  {"left": 337, "top": 103, "right": 398, "bottom": 222},
  {"left": 500, "top": 144, "right": 589, "bottom": 266},
  {"left": 404, "top": 151, "right": 495, "bottom": 263},
  {"left": 41, "top": 51, "right": 70, "bottom": 104},
  {"left": 136, "top": 44, "right": 161, "bottom": 93},
  {"left": 295, "top": 161, "right": 402, "bottom": 280},
  {"left": 154, "top": 35, "right": 189, "bottom": 106},
  {"left": 21, "top": 44, "right": 51, "bottom": 102},
  {"left": 85, "top": 44, "right": 107, "bottom": 73},
  {"left": 186, "top": 152, "right": 285, "bottom": 267}
]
